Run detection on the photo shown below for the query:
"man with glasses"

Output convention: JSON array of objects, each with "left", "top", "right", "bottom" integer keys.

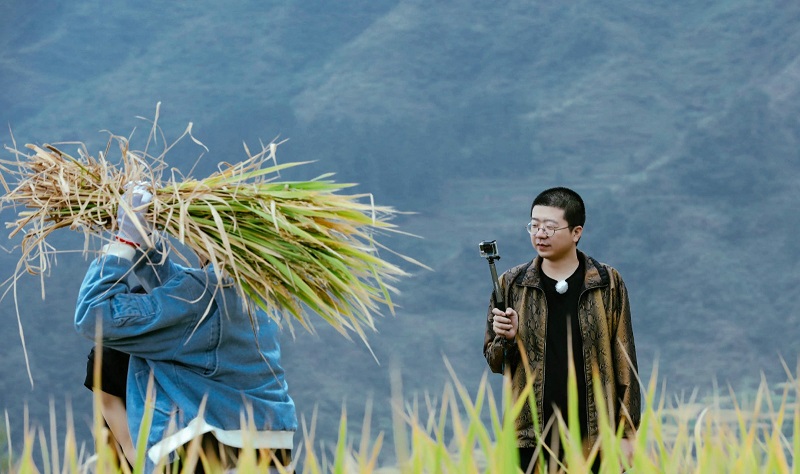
[{"left": 483, "top": 187, "right": 640, "bottom": 473}]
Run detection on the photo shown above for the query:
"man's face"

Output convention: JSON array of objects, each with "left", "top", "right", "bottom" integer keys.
[{"left": 529, "top": 205, "right": 582, "bottom": 261}]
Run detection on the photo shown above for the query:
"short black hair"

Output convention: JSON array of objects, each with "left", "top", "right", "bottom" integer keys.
[{"left": 530, "top": 187, "right": 586, "bottom": 228}]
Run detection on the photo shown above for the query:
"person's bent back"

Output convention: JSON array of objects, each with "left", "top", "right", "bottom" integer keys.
[{"left": 74, "top": 184, "right": 297, "bottom": 471}]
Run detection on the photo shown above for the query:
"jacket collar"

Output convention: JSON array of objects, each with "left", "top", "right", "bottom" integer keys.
[{"left": 516, "top": 250, "right": 608, "bottom": 291}]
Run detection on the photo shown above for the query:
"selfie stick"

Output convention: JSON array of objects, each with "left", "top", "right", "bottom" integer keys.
[{"left": 485, "top": 254, "right": 505, "bottom": 310}]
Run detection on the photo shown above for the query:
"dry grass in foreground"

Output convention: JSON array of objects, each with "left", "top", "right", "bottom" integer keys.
[{"left": 3, "top": 362, "right": 798, "bottom": 473}]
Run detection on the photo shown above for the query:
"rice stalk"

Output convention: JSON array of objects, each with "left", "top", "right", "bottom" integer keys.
[{"left": 0, "top": 130, "right": 425, "bottom": 345}]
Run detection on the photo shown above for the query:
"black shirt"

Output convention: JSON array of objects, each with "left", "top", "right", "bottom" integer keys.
[
  {"left": 83, "top": 346, "right": 130, "bottom": 403},
  {"left": 541, "top": 258, "right": 589, "bottom": 436}
]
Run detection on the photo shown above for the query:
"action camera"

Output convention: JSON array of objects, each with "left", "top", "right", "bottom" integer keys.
[{"left": 478, "top": 240, "right": 499, "bottom": 259}]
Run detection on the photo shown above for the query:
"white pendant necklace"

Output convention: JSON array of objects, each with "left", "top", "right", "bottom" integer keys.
[{"left": 555, "top": 280, "right": 568, "bottom": 294}]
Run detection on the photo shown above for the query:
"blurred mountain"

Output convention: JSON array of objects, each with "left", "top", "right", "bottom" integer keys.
[{"left": 1, "top": 0, "right": 799, "bottom": 466}]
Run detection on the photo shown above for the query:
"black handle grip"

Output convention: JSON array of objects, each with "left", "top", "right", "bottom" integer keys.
[{"left": 488, "top": 260, "right": 505, "bottom": 309}]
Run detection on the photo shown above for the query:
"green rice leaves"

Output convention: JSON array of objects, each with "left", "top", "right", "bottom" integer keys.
[{"left": 1, "top": 130, "right": 422, "bottom": 344}]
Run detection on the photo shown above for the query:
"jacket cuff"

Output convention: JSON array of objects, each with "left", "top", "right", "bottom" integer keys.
[
  {"left": 497, "top": 335, "right": 515, "bottom": 349},
  {"left": 101, "top": 242, "right": 136, "bottom": 261}
]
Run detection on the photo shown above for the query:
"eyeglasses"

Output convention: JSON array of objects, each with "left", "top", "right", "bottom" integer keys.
[{"left": 526, "top": 222, "right": 570, "bottom": 237}]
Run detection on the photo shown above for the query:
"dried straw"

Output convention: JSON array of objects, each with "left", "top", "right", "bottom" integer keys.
[{"left": 0, "top": 126, "right": 423, "bottom": 347}]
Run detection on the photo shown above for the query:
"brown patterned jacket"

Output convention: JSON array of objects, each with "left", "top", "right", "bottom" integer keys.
[{"left": 483, "top": 251, "right": 640, "bottom": 448}]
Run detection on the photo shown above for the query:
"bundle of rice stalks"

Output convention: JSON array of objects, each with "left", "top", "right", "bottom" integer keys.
[{"left": 0, "top": 129, "right": 422, "bottom": 343}]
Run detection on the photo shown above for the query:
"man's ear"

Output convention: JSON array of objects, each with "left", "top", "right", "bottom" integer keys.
[{"left": 571, "top": 225, "right": 583, "bottom": 243}]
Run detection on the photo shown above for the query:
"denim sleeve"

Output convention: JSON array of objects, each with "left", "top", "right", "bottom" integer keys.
[
  {"left": 131, "top": 245, "right": 185, "bottom": 293},
  {"left": 75, "top": 254, "right": 217, "bottom": 360}
]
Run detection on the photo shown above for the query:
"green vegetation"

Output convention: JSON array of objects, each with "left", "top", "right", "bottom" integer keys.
[{"left": 4, "top": 365, "right": 798, "bottom": 473}]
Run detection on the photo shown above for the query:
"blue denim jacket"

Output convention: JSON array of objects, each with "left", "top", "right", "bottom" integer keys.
[{"left": 75, "top": 244, "right": 297, "bottom": 467}]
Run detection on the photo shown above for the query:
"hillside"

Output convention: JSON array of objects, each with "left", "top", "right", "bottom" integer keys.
[{"left": 1, "top": 0, "right": 799, "bottom": 465}]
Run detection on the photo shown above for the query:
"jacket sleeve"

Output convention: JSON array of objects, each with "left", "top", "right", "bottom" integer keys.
[
  {"left": 131, "top": 245, "right": 185, "bottom": 293},
  {"left": 483, "top": 299, "right": 504, "bottom": 373},
  {"left": 74, "top": 251, "right": 216, "bottom": 360},
  {"left": 483, "top": 273, "right": 518, "bottom": 374},
  {"left": 609, "top": 269, "right": 641, "bottom": 437}
]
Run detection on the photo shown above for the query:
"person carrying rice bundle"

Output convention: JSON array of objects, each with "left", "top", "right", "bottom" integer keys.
[
  {"left": 2, "top": 118, "right": 420, "bottom": 471},
  {"left": 74, "top": 183, "right": 297, "bottom": 472}
]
